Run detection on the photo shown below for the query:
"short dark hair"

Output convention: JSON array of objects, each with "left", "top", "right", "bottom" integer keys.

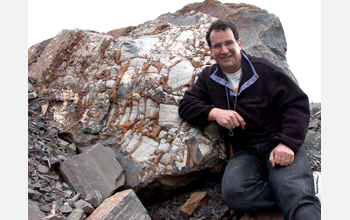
[{"left": 205, "top": 20, "right": 240, "bottom": 48}]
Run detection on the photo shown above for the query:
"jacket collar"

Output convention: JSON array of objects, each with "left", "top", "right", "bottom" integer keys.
[{"left": 210, "top": 51, "right": 259, "bottom": 96}]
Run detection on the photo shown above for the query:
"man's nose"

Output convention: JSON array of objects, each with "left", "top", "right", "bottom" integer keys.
[{"left": 221, "top": 45, "right": 229, "bottom": 53}]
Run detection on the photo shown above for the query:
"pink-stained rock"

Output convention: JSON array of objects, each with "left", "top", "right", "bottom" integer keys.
[{"left": 86, "top": 189, "right": 150, "bottom": 220}]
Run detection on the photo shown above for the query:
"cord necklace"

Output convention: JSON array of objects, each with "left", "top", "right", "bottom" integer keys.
[{"left": 223, "top": 72, "right": 241, "bottom": 137}]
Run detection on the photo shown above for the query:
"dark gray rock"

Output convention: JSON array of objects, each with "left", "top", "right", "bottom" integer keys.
[
  {"left": 59, "top": 143, "right": 125, "bottom": 200},
  {"left": 48, "top": 127, "right": 59, "bottom": 137},
  {"left": 37, "top": 164, "right": 50, "bottom": 174},
  {"left": 60, "top": 204, "right": 73, "bottom": 214},
  {"left": 29, "top": 82, "right": 34, "bottom": 92},
  {"left": 303, "top": 104, "right": 322, "bottom": 172},
  {"left": 156, "top": 11, "right": 202, "bottom": 27},
  {"left": 28, "top": 84, "right": 78, "bottom": 219},
  {"left": 70, "top": 193, "right": 81, "bottom": 202},
  {"left": 85, "top": 190, "right": 102, "bottom": 208},
  {"left": 28, "top": 200, "right": 46, "bottom": 220},
  {"left": 75, "top": 200, "right": 94, "bottom": 214},
  {"left": 303, "top": 131, "right": 321, "bottom": 154},
  {"left": 29, "top": 182, "right": 41, "bottom": 190},
  {"left": 28, "top": 188, "right": 42, "bottom": 201},
  {"left": 40, "top": 204, "right": 51, "bottom": 213},
  {"left": 66, "top": 143, "right": 76, "bottom": 155},
  {"left": 67, "top": 208, "right": 85, "bottom": 220},
  {"left": 28, "top": 74, "right": 37, "bottom": 85},
  {"left": 28, "top": 188, "right": 36, "bottom": 199}
]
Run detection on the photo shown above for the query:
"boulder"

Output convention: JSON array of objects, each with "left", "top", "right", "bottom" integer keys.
[
  {"left": 59, "top": 143, "right": 125, "bottom": 200},
  {"left": 29, "top": 0, "right": 296, "bottom": 197}
]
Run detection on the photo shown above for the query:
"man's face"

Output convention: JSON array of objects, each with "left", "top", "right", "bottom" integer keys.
[{"left": 209, "top": 28, "right": 242, "bottom": 73}]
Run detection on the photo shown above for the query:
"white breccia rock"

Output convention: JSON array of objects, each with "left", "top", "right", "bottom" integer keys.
[{"left": 33, "top": 12, "right": 224, "bottom": 189}]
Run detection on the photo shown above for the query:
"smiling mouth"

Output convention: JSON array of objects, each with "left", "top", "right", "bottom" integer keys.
[{"left": 220, "top": 56, "right": 233, "bottom": 60}]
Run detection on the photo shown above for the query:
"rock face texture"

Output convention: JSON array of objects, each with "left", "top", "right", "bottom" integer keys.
[{"left": 28, "top": 0, "right": 296, "bottom": 198}]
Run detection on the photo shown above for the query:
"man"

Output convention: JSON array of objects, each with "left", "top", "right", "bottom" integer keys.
[{"left": 178, "top": 20, "right": 321, "bottom": 220}]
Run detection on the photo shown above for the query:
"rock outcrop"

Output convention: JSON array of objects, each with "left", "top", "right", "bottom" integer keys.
[
  {"left": 28, "top": 0, "right": 316, "bottom": 219},
  {"left": 28, "top": 0, "right": 295, "bottom": 198}
]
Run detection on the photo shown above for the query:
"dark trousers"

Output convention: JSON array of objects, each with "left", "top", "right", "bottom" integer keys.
[{"left": 221, "top": 140, "right": 321, "bottom": 220}]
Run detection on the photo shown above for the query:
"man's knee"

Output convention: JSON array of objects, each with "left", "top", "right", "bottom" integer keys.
[
  {"left": 222, "top": 185, "right": 245, "bottom": 210},
  {"left": 221, "top": 177, "right": 256, "bottom": 211},
  {"left": 221, "top": 154, "right": 266, "bottom": 210}
]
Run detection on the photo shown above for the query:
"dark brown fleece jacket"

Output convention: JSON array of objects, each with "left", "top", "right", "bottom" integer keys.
[{"left": 178, "top": 51, "right": 310, "bottom": 153}]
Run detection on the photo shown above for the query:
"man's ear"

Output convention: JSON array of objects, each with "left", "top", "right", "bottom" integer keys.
[{"left": 237, "top": 39, "right": 242, "bottom": 50}]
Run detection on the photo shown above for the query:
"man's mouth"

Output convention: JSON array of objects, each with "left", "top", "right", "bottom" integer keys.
[{"left": 220, "top": 55, "right": 233, "bottom": 60}]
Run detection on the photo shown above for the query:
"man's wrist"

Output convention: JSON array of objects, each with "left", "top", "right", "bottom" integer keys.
[{"left": 208, "top": 108, "right": 218, "bottom": 121}]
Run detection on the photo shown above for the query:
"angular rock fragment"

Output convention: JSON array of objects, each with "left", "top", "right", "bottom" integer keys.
[
  {"left": 58, "top": 139, "right": 70, "bottom": 150},
  {"left": 75, "top": 200, "right": 94, "bottom": 214},
  {"left": 85, "top": 190, "right": 102, "bottom": 208},
  {"left": 86, "top": 189, "right": 151, "bottom": 220},
  {"left": 28, "top": 91, "right": 37, "bottom": 100},
  {"left": 66, "top": 143, "right": 76, "bottom": 155},
  {"left": 28, "top": 188, "right": 42, "bottom": 201},
  {"left": 59, "top": 143, "right": 125, "bottom": 200},
  {"left": 71, "top": 193, "right": 81, "bottom": 202},
  {"left": 37, "top": 164, "right": 50, "bottom": 174},
  {"left": 60, "top": 204, "right": 73, "bottom": 214},
  {"left": 67, "top": 208, "right": 85, "bottom": 220},
  {"left": 180, "top": 191, "right": 208, "bottom": 218},
  {"left": 28, "top": 200, "right": 46, "bottom": 219},
  {"left": 40, "top": 205, "right": 51, "bottom": 213}
]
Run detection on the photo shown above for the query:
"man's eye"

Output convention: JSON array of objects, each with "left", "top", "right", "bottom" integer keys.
[
  {"left": 225, "top": 40, "right": 235, "bottom": 46},
  {"left": 213, "top": 44, "right": 222, "bottom": 49}
]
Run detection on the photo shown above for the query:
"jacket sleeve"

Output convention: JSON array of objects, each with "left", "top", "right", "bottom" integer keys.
[
  {"left": 178, "top": 71, "right": 216, "bottom": 127},
  {"left": 270, "top": 69, "right": 310, "bottom": 153}
]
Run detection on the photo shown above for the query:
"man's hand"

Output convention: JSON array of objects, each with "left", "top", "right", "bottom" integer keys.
[
  {"left": 269, "top": 143, "right": 295, "bottom": 167},
  {"left": 208, "top": 108, "right": 246, "bottom": 130}
]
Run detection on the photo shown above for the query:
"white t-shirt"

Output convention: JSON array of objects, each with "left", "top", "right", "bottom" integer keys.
[{"left": 224, "top": 68, "right": 242, "bottom": 93}]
